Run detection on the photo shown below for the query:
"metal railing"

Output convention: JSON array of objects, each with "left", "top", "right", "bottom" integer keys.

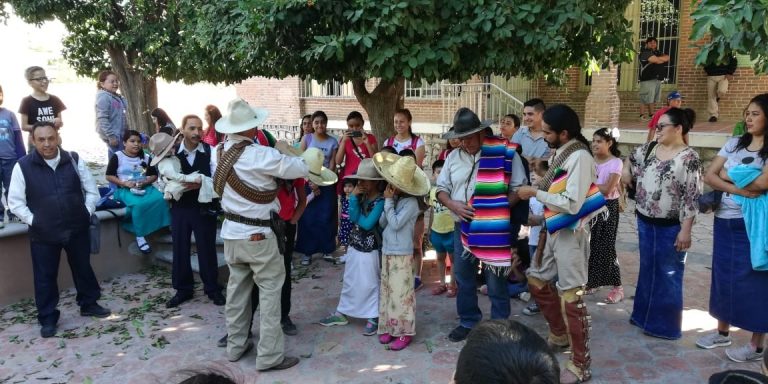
[{"left": 440, "top": 83, "right": 526, "bottom": 132}]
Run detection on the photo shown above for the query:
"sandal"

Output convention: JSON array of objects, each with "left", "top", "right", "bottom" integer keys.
[
  {"left": 446, "top": 285, "right": 457, "bottom": 298},
  {"left": 138, "top": 242, "right": 152, "bottom": 254},
  {"left": 431, "top": 284, "right": 448, "bottom": 296},
  {"left": 604, "top": 286, "right": 624, "bottom": 304}
]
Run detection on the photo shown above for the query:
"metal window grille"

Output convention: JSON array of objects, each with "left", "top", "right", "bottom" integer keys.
[
  {"left": 638, "top": 0, "right": 680, "bottom": 84},
  {"left": 405, "top": 80, "right": 445, "bottom": 98},
  {"left": 300, "top": 79, "right": 355, "bottom": 98}
]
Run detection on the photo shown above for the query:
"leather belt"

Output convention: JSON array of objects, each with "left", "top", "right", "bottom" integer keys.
[{"left": 224, "top": 212, "right": 271, "bottom": 227}]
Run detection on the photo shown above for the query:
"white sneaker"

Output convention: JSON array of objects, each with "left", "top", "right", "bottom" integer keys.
[
  {"left": 695, "top": 332, "right": 732, "bottom": 349},
  {"left": 518, "top": 292, "right": 531, "bottom": 302},
  {"left": 726, "top": 343, "right": 764, "bottom": 362}
]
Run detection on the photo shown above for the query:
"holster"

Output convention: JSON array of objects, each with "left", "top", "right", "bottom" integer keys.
[{"left": 270, "top": 211, "right": 286, "bottom": 255}]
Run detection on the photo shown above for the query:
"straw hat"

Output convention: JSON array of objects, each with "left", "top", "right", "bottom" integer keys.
[
  {"left": 149, "top": 132, "right": 181, "bottom": 166},
  {"left": 345, "top": 158, "right": 384, "bottom": 181},
  {"left": 372, "top": 152, "right": 430, "bottom": 196},
  {"left": 274, "top": 140, "right": 337, "bottom": 186},
  {"left": 215, "top": 98, "right": 270, "bottom": 134}
]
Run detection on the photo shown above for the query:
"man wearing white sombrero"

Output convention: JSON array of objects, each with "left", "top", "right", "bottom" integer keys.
[{"left": 214, "top": 98, "right": 333, "bottom": 370}]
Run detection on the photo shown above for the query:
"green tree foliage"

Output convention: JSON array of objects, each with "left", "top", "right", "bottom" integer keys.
[
  {"left": 179, "top": 0, "right": 634, "bottom": 140},
  {"left": 3, "top": 0, "right": 187, "bottom": 134},
  {"left": 691, "top": 0, "right": 768, "bottom": 72}
]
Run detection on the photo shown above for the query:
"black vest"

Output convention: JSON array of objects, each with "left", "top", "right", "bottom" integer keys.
[
  {"left": 18, "top": 149, "right": 90, "bottom": 243},
  {"left": 175, "top": 142, "right": 211, "bottom": 207}
]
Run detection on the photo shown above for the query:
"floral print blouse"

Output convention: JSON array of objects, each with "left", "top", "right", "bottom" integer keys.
[{"left": 629, "top": 143, "right": 702, "bottom": 223}]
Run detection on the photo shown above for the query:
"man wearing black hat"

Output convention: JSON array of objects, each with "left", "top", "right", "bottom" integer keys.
[
  {"left": 436, "top": 108, "right": 528, "bottom": 343},
  {"left": 638, "top": 37, "right": 670, "bottom": 122}
]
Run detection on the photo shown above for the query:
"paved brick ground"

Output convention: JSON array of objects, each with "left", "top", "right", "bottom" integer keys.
[{"left": 0, "top": 205, "right": 764, "bottom": 383}]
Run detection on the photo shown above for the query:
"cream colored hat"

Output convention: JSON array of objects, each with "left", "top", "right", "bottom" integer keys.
[
  {"left": 274, "top": 141, "right": 337, "bottom": 186},
  {"left": 215, "top": 98, "right": 270, "bottom": 134},
  {"left": 149, "top": 132, "right": 181, "bottom": 166},
  {"left": 345, "top": 158, "right": 384, "bottom": 181},
  {"left": 372, "top": 152, "right": 430, "bottom": 196}
]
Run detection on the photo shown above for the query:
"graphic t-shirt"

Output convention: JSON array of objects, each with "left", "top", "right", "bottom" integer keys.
[
  {"left": 0, "top": 108, "right": 22, "bottom": 159},
  {"left": 18, "top": 95, "right": 67, "bottom": 126}
]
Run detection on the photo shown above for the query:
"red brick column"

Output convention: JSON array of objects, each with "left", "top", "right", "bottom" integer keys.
[{"left": 584, "top": 63, "right": 620, "bottom": 129}]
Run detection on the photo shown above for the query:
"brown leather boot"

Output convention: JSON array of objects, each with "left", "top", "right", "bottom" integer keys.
[
  {"left": 560, "top": 287, "right": 592, "bottom": 383},
  {"left": 528, "top": 277, "right": 568, "bottom": 348}
]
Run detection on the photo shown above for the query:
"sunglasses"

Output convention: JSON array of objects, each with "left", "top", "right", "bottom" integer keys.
[
  {"left": 655, "top": 123, "right": 675, "bottom": 131},
  {"left": 30, "top": 77, "right": 50, "bottom": 82}
]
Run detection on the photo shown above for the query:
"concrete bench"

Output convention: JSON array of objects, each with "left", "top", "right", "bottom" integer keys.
[{"left": 0, "top": 209, "right": 151, "bottom": 306}]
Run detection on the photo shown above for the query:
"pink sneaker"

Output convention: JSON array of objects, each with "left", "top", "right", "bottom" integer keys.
[
  {"left": 379, "top": 333, "right": 393, "bottom": 344},
  {"left": 389, "top": 336, "right": 412, "bottom": 351}
]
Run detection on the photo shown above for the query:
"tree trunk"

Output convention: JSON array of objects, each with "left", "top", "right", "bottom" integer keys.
[
  {"left": 352, "top": 78, "right": 405, "bottom": 145},
  {"left": 107, "top": 46, "right": 158, "bottom": 135}
]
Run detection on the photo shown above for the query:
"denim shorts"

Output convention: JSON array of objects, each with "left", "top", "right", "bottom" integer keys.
[{"left": 430, "top": 230, "right": 453, "bottom": 254}]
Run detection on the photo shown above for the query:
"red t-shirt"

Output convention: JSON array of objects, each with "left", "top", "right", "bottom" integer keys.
[
  {"left": 340, "top": 133, "right": 377, "bottom": 179},
  {"left": 277, "top": 178, "right": 306, "bottom": 221}
]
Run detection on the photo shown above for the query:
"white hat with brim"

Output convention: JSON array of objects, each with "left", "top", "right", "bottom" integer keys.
[
  {"left": 372, "top": 152, "right": 430, "bottom": 196},
  {"left": 345, "top": 158, "right": 384, "bottom": 181},
  {"left": 149, "top": 132, "right": 181, "bottom": 166},
  {"left": 215, "top": 98, "right": 270, "bottom": 134},
  {"left": 274, "top": 141, "right": 337, "bottom": 186}
]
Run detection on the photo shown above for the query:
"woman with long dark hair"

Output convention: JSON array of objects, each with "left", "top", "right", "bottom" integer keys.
[
  {"left": 586, "top": 128, "right": 624, "bottom": 303},
  {"left": 295, "top": 110, "right": 339, "bottom": 265},
  {"left": 151, "top": 107, "right": 175, "bottom": 135},
  {"left": 696, "top": 93, "right": 768, "bottom": 362},
  {"left": 623, "top": 107, "right": 702, "bottom": 340}
]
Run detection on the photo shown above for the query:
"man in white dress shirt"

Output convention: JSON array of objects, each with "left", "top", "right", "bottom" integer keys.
[
  {"left": 214, "top": 99, "right": 314, "bottom": 370},
  {"left": 8, "top": 121, "right": 110, "bottom": 338}
]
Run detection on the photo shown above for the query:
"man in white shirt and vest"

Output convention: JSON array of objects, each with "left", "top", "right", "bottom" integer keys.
[
  {"left": 214, "top": 99, "right": 324, "bottom": 370},
  {"left": 8, "top": 121, "right": 110, "bottom": 338}
]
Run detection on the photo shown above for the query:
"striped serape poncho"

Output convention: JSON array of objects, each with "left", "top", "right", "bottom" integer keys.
[
  {"left": 460, "top": 136, "right": 518, "bottom": 275},
  {"left": 543, "top": 168, "right": 607, "bottom": 234}
]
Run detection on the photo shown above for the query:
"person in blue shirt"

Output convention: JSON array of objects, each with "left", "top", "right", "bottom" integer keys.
[{"left": 0, "top": 84, "right": 26, "bottom": 224}]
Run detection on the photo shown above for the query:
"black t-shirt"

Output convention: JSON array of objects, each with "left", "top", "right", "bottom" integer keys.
[
  {"left": 639, "top": 48, "right": 665, "bottom": 81},
  {"left": 106, "top": 152, "right": 158, "bottom": 178},
  {"left": 18, "top": 95, "right": 67, "bottom": 125}
]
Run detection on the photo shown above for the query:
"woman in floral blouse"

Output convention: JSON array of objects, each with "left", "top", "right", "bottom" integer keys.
[{"left": 622, "top": 107, "right": 702, "bottom": 340}]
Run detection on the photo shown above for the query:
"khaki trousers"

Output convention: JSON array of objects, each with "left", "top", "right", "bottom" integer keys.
[
  {"left": 527, "top": 227, "right": 590, "bottom": 291},
  {"left": 224, "top": 234, "right": 285, "bottom": 370},
  {"left": 707, "top": 75, "right": 729, "bottom": 118}
]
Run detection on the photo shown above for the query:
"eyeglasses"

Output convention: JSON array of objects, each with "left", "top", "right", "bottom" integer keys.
[
  {"left": 30, "top": 77, "right": 50, "bottom": 82},
  {"left": 655, "top": 123, "right": 675, "bottom": 131}
]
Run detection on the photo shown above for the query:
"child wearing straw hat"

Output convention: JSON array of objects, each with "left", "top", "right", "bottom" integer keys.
[
  {"left": 372, "top": 151, "right": 431, "bottom": 351},
  {"left": 318, "top": 159, "right": 386, "bottom": 336}
]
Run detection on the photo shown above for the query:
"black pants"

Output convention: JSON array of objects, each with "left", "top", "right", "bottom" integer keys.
[
  {"left": 30, "top": 229, "right": 101, "bottom": 325},
  {"left": 250, "top": 221, "right": 295, "bottom": 325},
  {"left": 170, "top": 205, "right": 220, "bottom": 296}
]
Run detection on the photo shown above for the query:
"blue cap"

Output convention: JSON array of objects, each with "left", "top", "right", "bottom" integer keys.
[{"left": 667, "top": 91, "right": 683, "bottom": 100}]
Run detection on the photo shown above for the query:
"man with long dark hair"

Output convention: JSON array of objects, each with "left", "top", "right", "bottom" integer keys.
[{"left": 517, "top": 104, "right": 604, "bottom": 383}]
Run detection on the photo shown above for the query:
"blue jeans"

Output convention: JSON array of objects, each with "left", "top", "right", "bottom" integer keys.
[
  {"left": 0, "top": 158, "right": 16, "bottom": 215},
  {"left": 453, "top": 223, "right": 511, "bottom": 329},
  {"left": 507, "top": 281, "right": 528, "bottom": 297}
]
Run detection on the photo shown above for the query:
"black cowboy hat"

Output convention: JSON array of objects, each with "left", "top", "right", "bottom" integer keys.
[{"left": 442, "top": 107, "right": 493, "bottom": 140}]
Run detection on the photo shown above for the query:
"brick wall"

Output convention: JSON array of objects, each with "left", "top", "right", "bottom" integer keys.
[
  {"left": 236, "top": 77, "right": 447, "bottom": 127},
  {"left": 234, "top": 77, "right": 302, "bottom": 126},
  {"left": 584, "top": 63, "right": 620, "bottom": 128},
  {"left": 534, "top": 1, "right": 768, "bottom": 122}
]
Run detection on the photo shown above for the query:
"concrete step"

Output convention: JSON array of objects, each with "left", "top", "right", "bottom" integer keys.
[
  {"left": 152, "top": 248, "right": 227, "bottom": 271},
  {"left": 152, "top": 230, "right": 225, "bottom": 246}
]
